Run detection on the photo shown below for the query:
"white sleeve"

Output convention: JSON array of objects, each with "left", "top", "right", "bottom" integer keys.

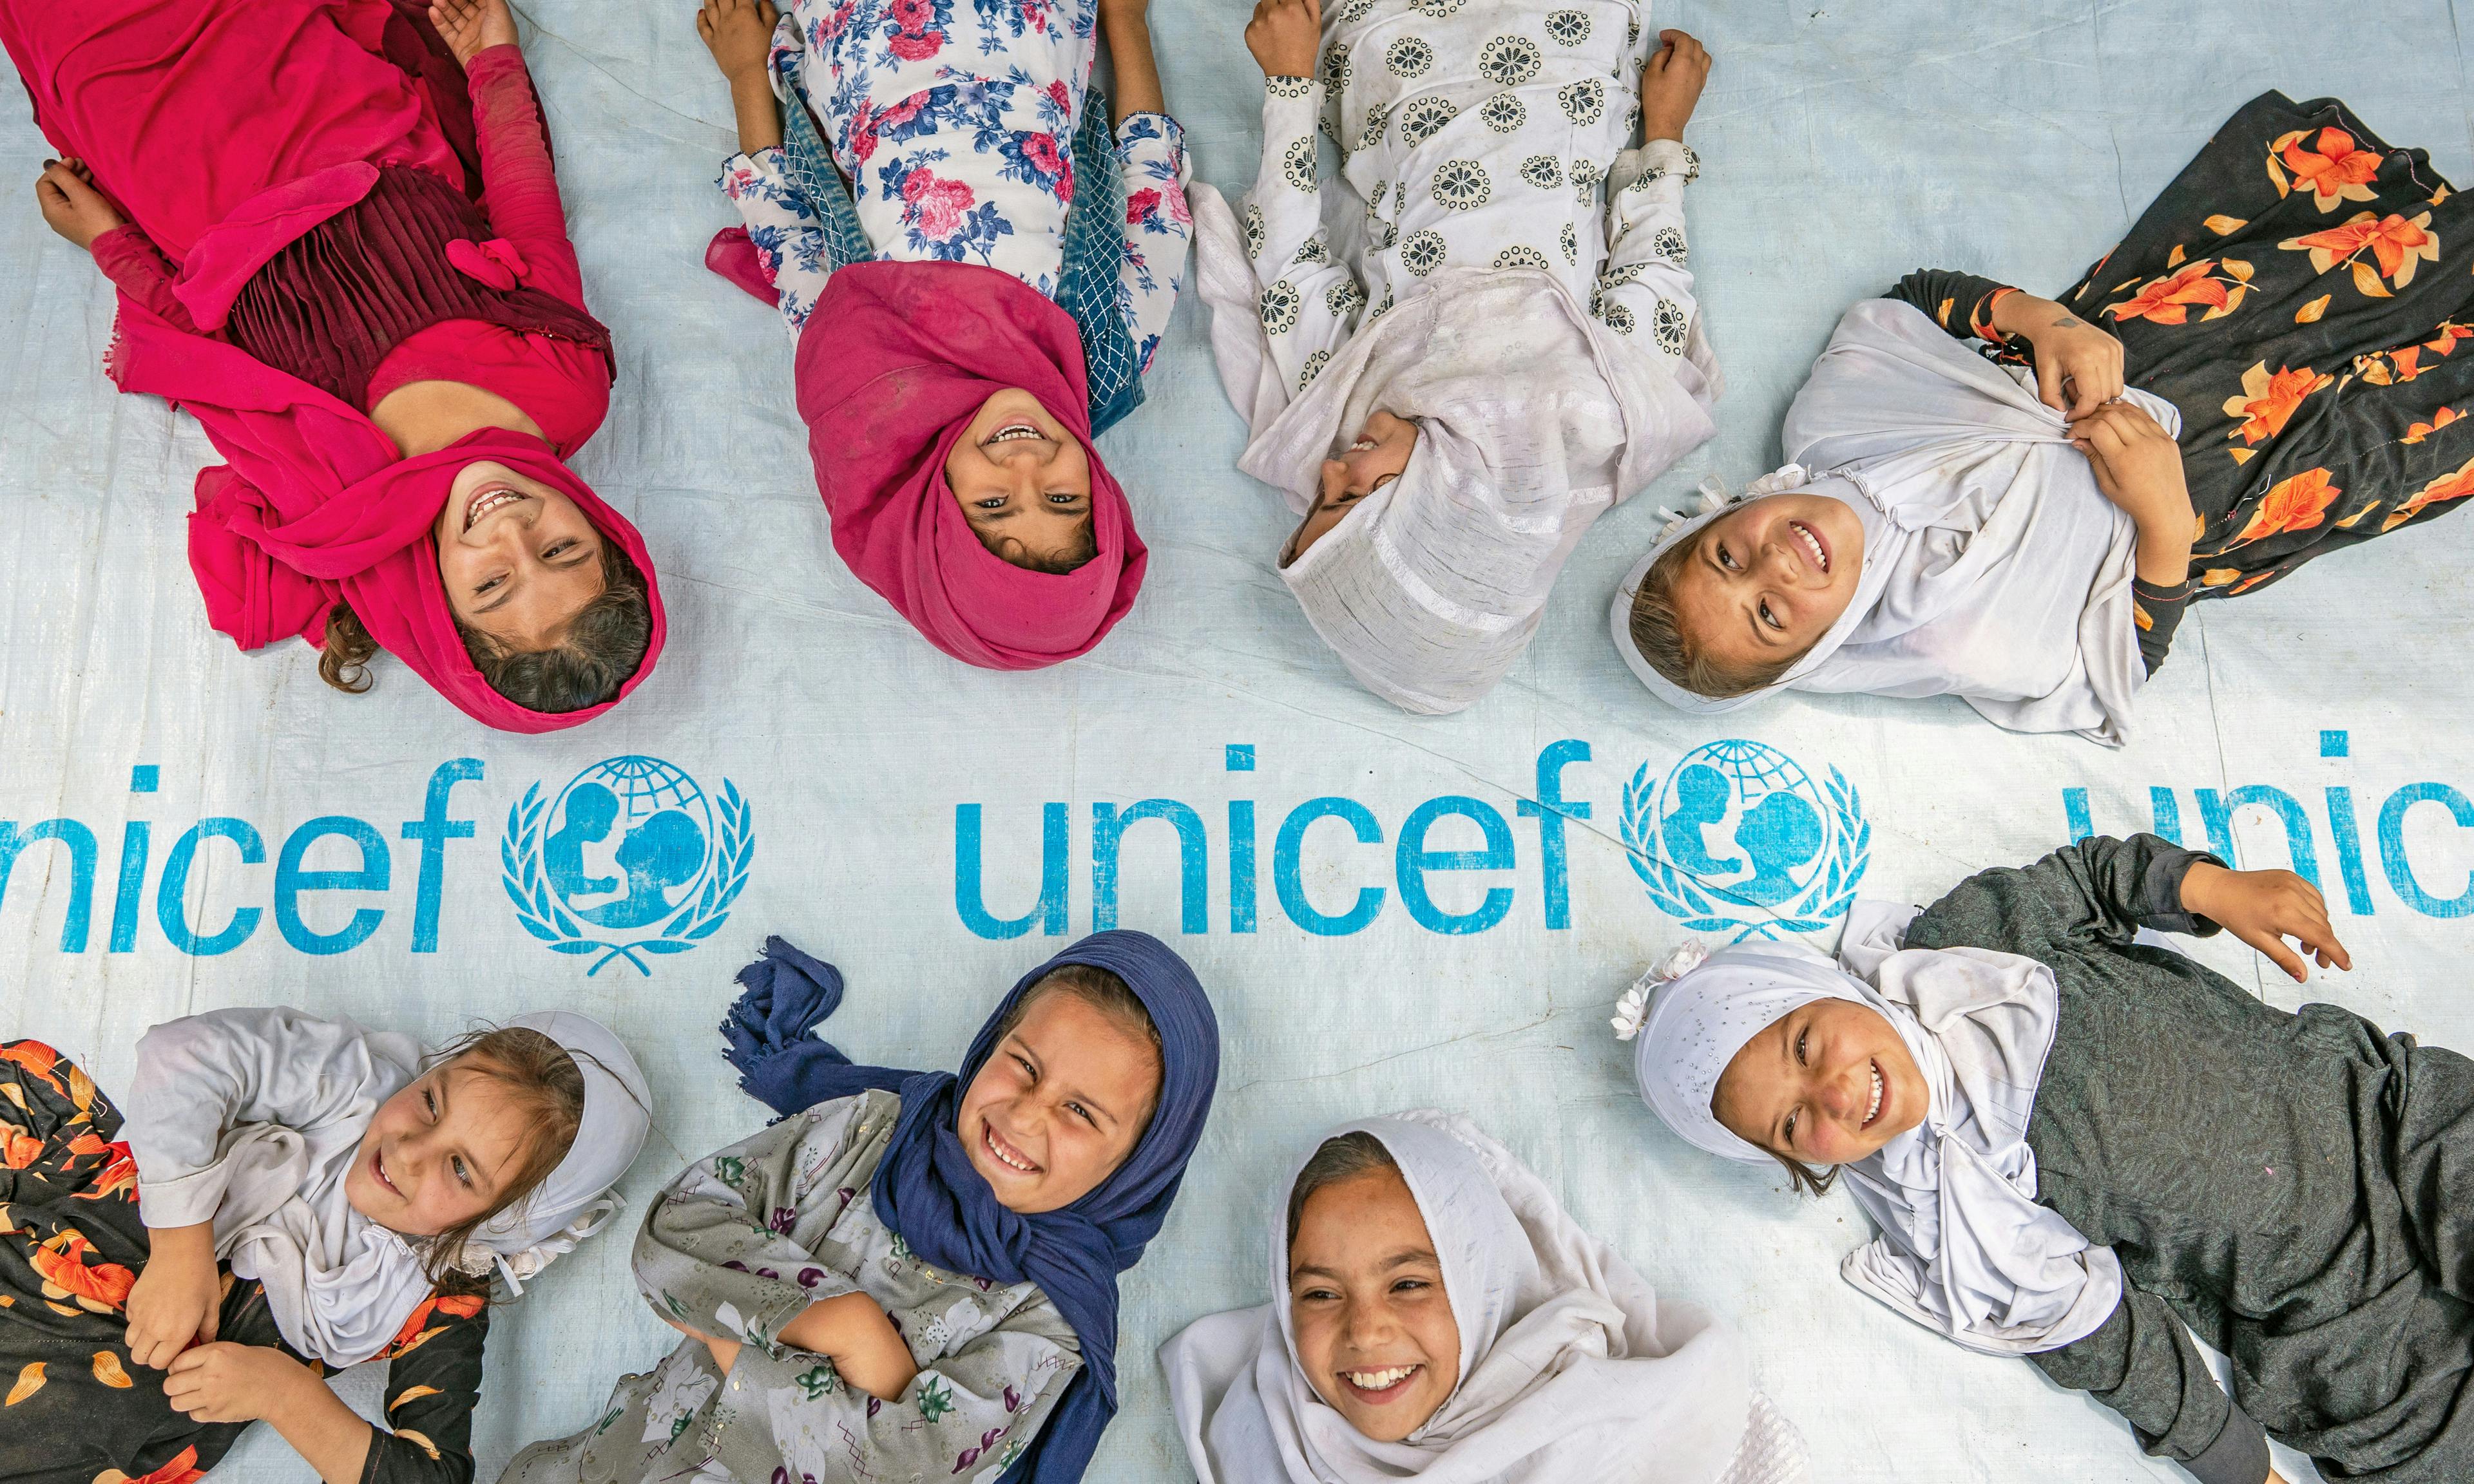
[
  {"left": 1595, "top": 138, "right": 1699, "bottom": 363},
  {"left": 1246, "top": 77, "right": 1365, "bottom": 395},
  {"left": 124, "top": 1008, "right": 412, "bottom": 1230},
  {"left": 719, "top": 147, "right": 835, "bottom": 335},
  {"left": 1114, "top": 112, "right": 1194, "bottom": 374}
]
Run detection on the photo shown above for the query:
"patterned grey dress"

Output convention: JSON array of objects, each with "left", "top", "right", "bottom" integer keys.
[{"left": 500, "top": 1089, "right": 1082, "bottom": 1484}]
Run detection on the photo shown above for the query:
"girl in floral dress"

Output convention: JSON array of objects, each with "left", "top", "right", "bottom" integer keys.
[
  {"left": 695, "top": 0, "right": 1188, "bottom": 670},
  {"left": 503, "top": 931, "right": 1218, "bottom": 1484},
  {"left": 0, "top": 1009, "right": 649, "bottom": 1484},
  {"left": 1618, "top": 92, "right": 2474, "bottom": 745},
  {"left": 1190, "top": 0, "right": 1721, "bottom": 715}
]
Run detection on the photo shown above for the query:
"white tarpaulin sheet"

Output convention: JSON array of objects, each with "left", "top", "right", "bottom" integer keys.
[{"left": 5, "top": 3, "right": 2471, "bottom": 1480}]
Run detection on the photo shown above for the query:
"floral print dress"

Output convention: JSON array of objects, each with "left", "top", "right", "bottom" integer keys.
[
  {"left": 1892, "top": 91, "right": 2474, "bottom": 669},
  {"left": 1243, "top": 0, "right": 1696, "bottom": 394},
  {"left": 0, "top": 1041, "right": 487, "bottom": 1484},
  {"left": 501, "top": 1089, "right": 1080, "bottom": 1484},
  {"left": 717, "top": 0, "right": 1191, "bottom": 369}
]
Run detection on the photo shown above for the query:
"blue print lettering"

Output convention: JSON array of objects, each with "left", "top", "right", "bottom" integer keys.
[
  {"left": 952, "top": 741, "right": 1595, "bottom": 938},
  {"left": 0, "top": 761, "right": 484, "bottom": 956},
  {"left": 2060, "top": 728, "right": 2474, "bottom": 918}
]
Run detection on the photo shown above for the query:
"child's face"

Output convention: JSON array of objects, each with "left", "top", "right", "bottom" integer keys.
[
  {"left": 955, "top": 991, "right": 1161, "bottom": 1214},
  {"left": 1666, "top": 492, "right": 1865, "bottom": 676},
  {"left": 1287, "top": 410, "right": 1417, "bottom": 564},
  {"left": 945, "top": 388, "right": 1093, "bottom": 568},
  {"left": 343, "top": 1058, "right": 535, "bottom": 1236},
  {"left": 1287, "top": 1167, "right": 1459, "bottom": 1442},
  {"left": 432, "top": 459, "right": 608, "bottom": 649},
  {"left": 1711, "top": 999, "right": 1930, "bottom": 1167}
]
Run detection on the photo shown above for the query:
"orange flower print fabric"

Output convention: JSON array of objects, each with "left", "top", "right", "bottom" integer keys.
[
  {"left": 0, "top": 1042, "right": 489, "bottom": 1484},
  {"left": 1890, "top": 91, "right": 2474, "bottom": 666}
]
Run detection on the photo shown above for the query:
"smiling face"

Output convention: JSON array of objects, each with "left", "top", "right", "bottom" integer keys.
[
  {"left": 1285, "top": 410, "right": 1418, "bottom": 565},
  {"left": 1711, "top": 999, "right": 1930, "bottom": 1168},
  {"left": 1665, "top": 491, "right": 1865, "bottom": 679},
  {"left": 1287, "top": 1166, "right": 1459, "bottom": 1442},
  {"left": 945, "top": 388, "right": 1095, "bottom": 571},
  {"left": 343, "top": 1058, "right": 537, "bottom": 1237},
  {"left": 955, "top": 988, "right": 1162, "bottom": 1214},
  {"left": 432, "top": 461, "right": 608, "bottom": 649}
]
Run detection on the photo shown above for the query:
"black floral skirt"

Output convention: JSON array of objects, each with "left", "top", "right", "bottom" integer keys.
[
  {"left": 0, "top": 1042, "right": 488, "bottom": 1484},
  {"left": 2062, "top": 91, "right": 2474, "bottom": 597}
]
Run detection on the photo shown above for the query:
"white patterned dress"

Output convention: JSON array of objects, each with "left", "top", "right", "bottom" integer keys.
[
  {"left": 1243, "top": 0, "right": 1697, "bottom": 394},
  {"left": 717, "top": 0, "right": 1192, "bottom": 368},
  {"left": 500, "top": 1090, "right": 1081, "bottom": 1484}
]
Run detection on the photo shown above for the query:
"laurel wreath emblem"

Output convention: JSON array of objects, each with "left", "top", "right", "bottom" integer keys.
[
  {"left": 500, "top": 780, "right": 755, "bottom": 976},
  {"left": 1620, "top": 760, "right": 1868, "bottom": 940}
]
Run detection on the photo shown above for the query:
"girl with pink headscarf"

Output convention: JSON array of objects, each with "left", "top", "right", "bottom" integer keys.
[{"left": 10, "top": 0, "right": 664, "bottom": 731}]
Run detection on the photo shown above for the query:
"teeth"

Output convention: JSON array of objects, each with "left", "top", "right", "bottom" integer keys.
[
  {"left": 464, "top": 487, "right": 524, "bottom": 531},
  {"left": 1348, "top": 439, "right": 1377, "bottom": 452},
  {"left": 987, "top": 424, "right": 1044, "bottom": 445},
  {"left": 1865, "top": 1064, "right": 1882, "bottom": 1125},
  {"left": 1343, "top": 1365, "right": 1417, "bottom": 1389},
  {"left": 1792, "top": 522, "right": 1827, "bottom": 573},
  {"left": 984, "top": 1127, "right": 1036, "bottom": 1172}
]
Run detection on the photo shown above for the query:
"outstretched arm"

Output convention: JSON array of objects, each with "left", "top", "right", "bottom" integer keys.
[
  {"left": 430, "top": 0, "right": 593, "bottom": 310},
  {"left": 1100, "top": 0, "right": 1165, "bottom": 124},
  {"left": 1595, "top": 32, "right": 1709, "bottom": 364}
]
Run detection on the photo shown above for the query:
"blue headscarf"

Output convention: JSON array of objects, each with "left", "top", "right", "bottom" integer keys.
[{"left": 719, "top": 933, "right": 1220, "bottom": 1484}]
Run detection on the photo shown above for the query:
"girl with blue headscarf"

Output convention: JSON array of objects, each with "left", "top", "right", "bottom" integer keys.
[{"left": 501, "top": 931, "right": 1218, "bottom": 1484}]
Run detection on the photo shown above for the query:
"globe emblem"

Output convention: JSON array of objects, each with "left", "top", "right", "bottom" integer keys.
[
  {"left": 541, "top": 757, "right": 713, "bottom": 932},
  {"left": 1650, "top": 741, "right": 1829, "bottom": 909},
  {"left": 1624, "top": 739, "right": 1868, "bottom": 938}
]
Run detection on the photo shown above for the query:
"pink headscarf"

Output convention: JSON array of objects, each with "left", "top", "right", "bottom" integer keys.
[
  {"left": 110, "top": 295, "right": 665, "bottom": 734},
  {"left": 794, "top": 260, "right": 1145, "bottom": 671}
]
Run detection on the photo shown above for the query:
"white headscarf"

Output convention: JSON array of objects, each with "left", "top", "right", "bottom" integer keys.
[
  {"left": 1611, "top": 298, "right": 2169, "bottom": 745},
  {"left": 1160, "top": 1108, "right": 1792, "bottom": 1483},
  {"left": 1619, "top": 913, "right": 2123, "bottom": 1355},
  {"left": 1195, "top": 184, "right": 1720, "bottom": 714},
  {"left": 195, "top": 1011, "right": 651, "bottom": 1364}
]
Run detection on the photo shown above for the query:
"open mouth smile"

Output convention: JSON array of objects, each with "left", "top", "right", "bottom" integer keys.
[
  {"left": 372, "top": 1147, "right": 404, "bottom": 1199},
  {"left": 1339, "top": 1364, "right": 1423, "bottom": 1403},
  {"left": 982, "top": 1122, "right": 1041, "bottom": 1176},
  {"left": 1861, "top": 1060, "right": 1886, "bottom": 1130},
  {"left": 463, "top": 485, "right": 527, "bottom": 531},
  {"left": 1787, "top": 518, "right": 1830, "bottom": 575},
  {"left": 984, "top": 423, "right": 1048, "bottom": 449}
]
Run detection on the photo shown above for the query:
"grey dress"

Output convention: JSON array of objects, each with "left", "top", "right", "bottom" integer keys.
[
  {"left": 1903, "top": 833, "right": 2474, "bottom": 1484},
  {"left": 501, "top": 1089, "right": 1082, "bottom": 1484}
]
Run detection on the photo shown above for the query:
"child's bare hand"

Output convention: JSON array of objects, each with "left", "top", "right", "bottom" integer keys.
[
  {"left": 699, "top": 0, "right": 780, "bottom": 86},
  {"left": 2071, "top": 399, "right": 2192, "bottom": 528},
  {"left": 1640, "top": 30, "right": 1711, "bottom": 142},
  {"left": 162, "top": 1342, "right": 312, "bottom": 1424},
  {"left": 1245, "top": 0, "right": 1321, "bottom": 81},
  {"left": 125, "top": 1227, "right": 220, "bottom": 1371},
  {"left": 2181, "top": 862, "right": 2352, "bottom": 982},
  {"left": 35, "top": 158, "right": 123, "bottom": 251},
  {"left": 1991, "top": 292, "right": 2125, "bottom": 417},
  {"left": 428, "top": 0, "right": 519, "bottom": 66}
]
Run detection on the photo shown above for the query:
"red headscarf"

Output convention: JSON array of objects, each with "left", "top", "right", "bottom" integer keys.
[
  {"left": 794, "top": 260, "right": 1146, "bottom": 671},
  {"left": 109, "top": 294, "right": 664, "bottom": 734}
]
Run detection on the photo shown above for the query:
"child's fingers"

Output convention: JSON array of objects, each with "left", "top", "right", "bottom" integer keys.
[
  {"left": 2032, "top": 357, "right": 2067, "bottom": 414},
  {"left": 2243, "top": 924, "right": 2310, "bottom": 982}
]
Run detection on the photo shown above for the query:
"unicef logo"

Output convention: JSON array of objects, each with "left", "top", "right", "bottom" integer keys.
[
  {"left": 501, "top": 756, "right": 754, "bottom": 976},
  {"left": 1620, "top": 740, "right": 1868, "bottom": 940}
]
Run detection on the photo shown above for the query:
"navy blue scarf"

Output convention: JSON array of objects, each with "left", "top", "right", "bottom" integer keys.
[{"left": 720, "top": 933, "right": 1219, "bottom": 1484}]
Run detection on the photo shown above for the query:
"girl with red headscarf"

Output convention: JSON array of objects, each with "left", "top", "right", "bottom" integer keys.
[
  {"left": 696, "top": 0, "right": 1189, "bottom": 671},
  {"left": 10, "top": 0, "right": 664, "bottom": 732}
]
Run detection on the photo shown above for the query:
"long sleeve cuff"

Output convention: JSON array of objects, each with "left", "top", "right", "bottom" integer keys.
[
  {"left": 2129, "top": 834, "right": 2225, "bottom": 938},
  {"left": 2133, "top": 576, "right": 2194, "bottom": 676},
  {"left": 1607, "top": 137, "right": 1699, "bottom": 196},
  {"left": 2176, "top": 1399, "right": 2270, "bottom": 1484}
]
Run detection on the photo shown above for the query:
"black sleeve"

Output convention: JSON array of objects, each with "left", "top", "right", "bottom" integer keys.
[
  {"left": 1887, "top": 269, "right": 2019, "bottom": 343},
  {"left": 363, "top": 1292, "right": 489, "bottom": 1484},
  {"left": 1904, "top": 834, "right": 2224, "bottom": 962},
  {"left": 2133, "top": 576, "right": 2194, "bottom": 675},
  {"left": 2030, "top": 1292, "right": 2272, "bottom": 1484}
]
